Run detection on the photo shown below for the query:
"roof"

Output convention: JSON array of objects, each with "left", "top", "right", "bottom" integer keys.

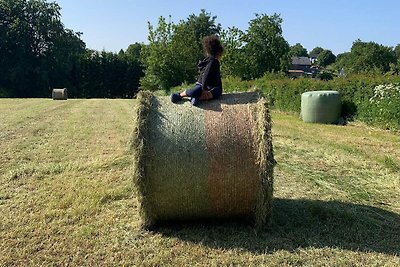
[
  {"left": 292, "top": 57, "right": 311, "bottom": 66},
  {"left": 288, "top": 70, "right": 305, "bottom": 73}
]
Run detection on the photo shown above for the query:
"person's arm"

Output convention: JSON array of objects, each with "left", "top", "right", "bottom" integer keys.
[{"left": 201, "top": 59, "right": 217, "bottom": 90}]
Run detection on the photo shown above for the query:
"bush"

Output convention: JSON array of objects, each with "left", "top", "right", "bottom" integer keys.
[
  {"left": 220, "top": 74, "right": 400, "bottom": 130},
  {"left": 366, "top": 83, "right": 400, "bottom": 130},
  {"left": 170, "top": 73, "right": 400, "bottom": 130}
]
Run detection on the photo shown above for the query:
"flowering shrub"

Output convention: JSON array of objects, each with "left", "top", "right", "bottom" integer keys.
[
  {"left": 368, "top": 83, "right": 400, "bottom": 130},
  {"left": 369, "top": 84, "right": 400, "bottom": 104}
]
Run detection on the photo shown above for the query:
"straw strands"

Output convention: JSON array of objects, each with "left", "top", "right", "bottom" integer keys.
[{"left": 132, "top": 91, "right": 275, "bottom": 230}]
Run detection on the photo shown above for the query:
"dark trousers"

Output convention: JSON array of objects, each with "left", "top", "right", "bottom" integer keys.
[{"left": 185, "top": 83, "right": 222, "bottom": 99}]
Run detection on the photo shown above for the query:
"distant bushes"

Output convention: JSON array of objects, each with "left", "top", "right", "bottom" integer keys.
[{"left": 221, "top": 74, "right": 400, "bottom": 130}]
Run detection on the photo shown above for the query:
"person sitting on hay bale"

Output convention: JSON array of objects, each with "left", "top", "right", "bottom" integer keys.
[{"left": 170, "top": 35, "right": 224, "bottom": 106}]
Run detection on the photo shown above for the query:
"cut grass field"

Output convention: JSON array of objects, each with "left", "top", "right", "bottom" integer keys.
[{"left": 0, "top": 98, "right": 399, "bottom": 266}]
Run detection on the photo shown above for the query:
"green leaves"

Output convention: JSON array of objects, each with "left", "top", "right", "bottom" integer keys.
[
  {"left": 317, "top": 50, "right": 336, "bottom": 67},
  {"left": 221, "top": 13, "right": 290, "bottom": 80},
  {"left": 0, "top": 0, "right": 85, "bottom": 97},
  {"left": 335, "top": 40, "right": 397, "bottom": 74},
  {"left": 140, "top": 11, "right": 220, "bottom": 91},
  {"left": 289, "top": 43, "right": 309, "bottom": 57}
]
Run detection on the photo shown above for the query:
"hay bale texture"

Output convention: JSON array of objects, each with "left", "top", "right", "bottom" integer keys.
[
  {"left": 52, "top": 88, "right": 68, "bottom": 100},
  {"left": 132, "top": 91, "right": 275, "bottom": 230}
]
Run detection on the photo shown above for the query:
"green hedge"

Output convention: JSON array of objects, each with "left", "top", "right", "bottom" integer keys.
[{"left": 222, "top": 74, "right": 400, "bottom": 130}]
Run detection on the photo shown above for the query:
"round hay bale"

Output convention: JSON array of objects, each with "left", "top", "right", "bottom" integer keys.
[
  {"left": 52, "top": 88, "right": 68, "bottom": 100},
  {"left": 132, "top": 91, "right": 275, "bottom": 230},
  {"left": 301, "top": 91, "right": 341, "bottom": 124}
]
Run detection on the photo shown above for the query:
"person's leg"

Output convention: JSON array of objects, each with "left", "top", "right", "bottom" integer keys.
[
  {"left": 171, "top": 83, "right": 203, "bottom": 103},
  {"left": 184, "top": 83, "right": 203, "bottom": 98}
]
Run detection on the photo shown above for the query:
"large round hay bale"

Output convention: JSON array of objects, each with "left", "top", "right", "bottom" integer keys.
[
  {"left": 52, "top": 88, "right": 68, "bottom": 100},
  {"left": 132, "top": 91, "right": 275, "bottom": 230},
  {"left": 301, "top": 91, "right": 341, "bottom": 124}
]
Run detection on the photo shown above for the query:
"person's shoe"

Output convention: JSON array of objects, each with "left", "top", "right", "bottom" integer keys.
[
  {"left": 170, "top": 92, "right": 182, "bottom": 103},
  {"left": 191, "top": 97, "right": 199, "bottom": 106}
]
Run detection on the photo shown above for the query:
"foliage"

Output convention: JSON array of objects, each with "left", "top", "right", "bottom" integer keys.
[
  {"left": 182, "top": 9, "right": 221, "bottom": 60},
  {"left": 140, "top": 11, "right": 220, "bottom": 91},
  {"left": 71, "top": 48, "right": 143, "bottom": 98},
  {"left": 220, "top": 13, "right": 290, "bottom": 80},
  {"left": 289, "top": 43, "right": 308, "bottom": 57},
  {"left": 220, "top": 27, "right": 247, "bottom": 78},
  {"left": 367, "top": 83, "right": 400, "bottom": 130},
  {"left": 334, "top": 40, "right": 397, "bottom": 74},
  {"left": 242, "top": 14, "right": 290, "bottom": 79},
  {"left": 317, "top": 50, "right": 336, "bottom": 67},
  {"left": 0, "top": 0, "right": 85, "bottom": 97},
  {"left": 0, "top": 0, "right": 143, "bottom": 98},
  {"left": 316, "top": 71, "right": 334, "bottom": 81},
  {"left": 394, "top": 44, "right": 400, "bottom": 59},
  {"left": 221, "top": 74, "right": 400, "bottom": 130},
  {"left": 310, "top": 46, "right": 324, "bottom": 56}
]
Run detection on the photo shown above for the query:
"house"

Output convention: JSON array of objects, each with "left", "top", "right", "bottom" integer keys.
[
  {"left": 291, "top": 57, "right": 311, "bottom": 71},
  {"left": 288, "top": 56, "right": 318, "bottom": 78}
]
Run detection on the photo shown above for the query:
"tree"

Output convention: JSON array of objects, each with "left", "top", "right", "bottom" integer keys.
[
  {"left": 317, "top": 50, "right": 336, "bottom": 67},
  {"left": 337, "top": 40, "right": 397, "bottom": 73},
  {"left": 220, "top": 27, "right": 247, "bottom": 78},
  {"left": 289, "top": 43, "right": 308, "bottom": 57},
  {"left": 241, "top": 13, "right": 290, "bottom": 79},
  {"left": 394, "top": 44, "right": 400, "bottom": 60},
  {"left": 309, "top": 47, "right": 324, "bottom": 56},
  {"left": 182, "top": 9, "right": 221, "bottom": 60},
  {"left": 0, "top": 0, "right": 85, "bottom": 97},
  {"left": 140, "top": 11, "right": 220, "bottom": 91}
]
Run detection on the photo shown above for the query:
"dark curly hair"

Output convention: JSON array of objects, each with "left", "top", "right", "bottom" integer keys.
[{"left": 202, "top": 35, "right": 224, "bottom": 57}]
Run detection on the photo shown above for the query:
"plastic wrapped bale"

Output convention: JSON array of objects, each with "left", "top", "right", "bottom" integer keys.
[
  {"left": 132, "top": 91, "right": 275, "bottom": 230},
  {"left": 52, "top": 88, "right": 68, "bottom": 100},
  {"left": 301, "top": 91, "right": 341, "bottom": 124}
]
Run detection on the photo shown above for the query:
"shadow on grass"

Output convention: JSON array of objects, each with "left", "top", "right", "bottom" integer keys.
[{"left": 156, "top": 198, "right": 400, "bottom": 255}]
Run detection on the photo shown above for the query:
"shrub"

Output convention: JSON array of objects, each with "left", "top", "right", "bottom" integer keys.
[
  {"left": 171, "top": 73, "right": 400, "bottom": 130},
  {"left": 366, "top": 83, "right": 400, "bottom": 130}
]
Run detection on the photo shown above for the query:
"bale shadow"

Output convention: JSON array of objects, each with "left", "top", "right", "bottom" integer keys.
[{"left": 156, "top": 198, "right": 400, "bottom": 255}]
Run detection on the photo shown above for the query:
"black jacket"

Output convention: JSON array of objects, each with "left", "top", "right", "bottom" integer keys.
[{"left": 197, "top": 56, "right": 222, "bottom": 91}]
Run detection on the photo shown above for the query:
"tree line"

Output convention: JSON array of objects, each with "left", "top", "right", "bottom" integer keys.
[
  {"left": 0, "top": 0, "right": 142, "bottom": 98},
  {"left": 1, "top": 0, "right": 400, "bottom": 98}
]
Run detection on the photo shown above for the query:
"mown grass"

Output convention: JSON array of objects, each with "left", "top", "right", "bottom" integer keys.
[{"left": 0, "top": 99, "right": 399, "bottom": 266}]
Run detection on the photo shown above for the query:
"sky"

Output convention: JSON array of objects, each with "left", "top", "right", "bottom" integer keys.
[{"left": 56, "top": 0, "right": 400, "bottom": 55}]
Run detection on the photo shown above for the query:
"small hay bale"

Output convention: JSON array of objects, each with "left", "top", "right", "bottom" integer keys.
[
  {"left": 301, "top": 90, "right": 341, "bottom": 124},
  {"left": 132, "top": 91, "right": 275, "bottom": 230},
  {"left": 52, "top": 88, "right": 68, "bottom": 100}
]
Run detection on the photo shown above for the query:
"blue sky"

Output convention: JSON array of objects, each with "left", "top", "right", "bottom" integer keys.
[{"left": 56, "top": 0, "right": 400, "bottom": 55}]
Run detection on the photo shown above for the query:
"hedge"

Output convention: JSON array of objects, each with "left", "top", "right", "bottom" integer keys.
[{"left": 221, "top": 74, "right": 400, "bottom": 130}]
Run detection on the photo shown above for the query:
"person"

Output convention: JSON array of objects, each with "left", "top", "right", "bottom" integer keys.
[{"left": 170, "top": 35, "right": 224, "bottom": 106}]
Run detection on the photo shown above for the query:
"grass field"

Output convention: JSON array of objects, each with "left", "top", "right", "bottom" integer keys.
[{"left": 0, "top": 98, "right": 399, "bottom": 266}]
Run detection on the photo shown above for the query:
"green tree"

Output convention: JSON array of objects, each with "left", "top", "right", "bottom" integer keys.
[
  {"left": 0, "top": 0, "right": 85, "bottom": 97},
  {"left": 124, "top": 43, "right": 144, "bottom": 97},
  {"left": 241, "top": 13, "right": 290, "bottom": 79},
  {"left": 394, "top": 44, "right": 400, "bottom": 59},
  {"left": 317, "top": 49, "right": 336, "bottom": 67},
  {"left": 289, "top": 43, "right": 308, "bottom": 57},
  {"left": 220, "top": 27, "right": 247, "bottom": 78},
  {"left": 337, "top": 40, "right": 397, "bottom": 73},
  {"left": 310, "top": 47, "right": 324, "bottom": 56},
  {"left": 140, "top": 11, "right": 220, "bottom": 91},
  {"left": 182, "top": 9, "right": 221, "bottom": 61}
]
